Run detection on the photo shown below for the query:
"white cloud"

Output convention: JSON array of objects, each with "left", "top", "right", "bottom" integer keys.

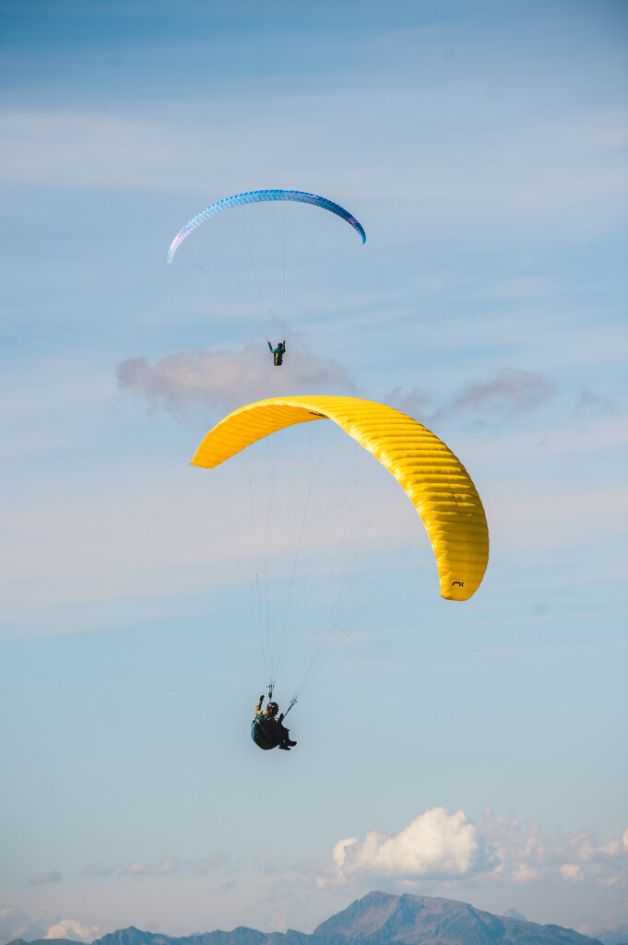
[
  {"left": 333, "top": 808, "right": 478, "bottom": 880},
  {"left": 45, "top": 919, "right": 98, "bottom": 942},
  {"left": 123, "top": 857, "right": 180, "bottom": 878},
  {"left": 560, "top": 864, "right": 583, "bottom": 882},
  {"left": 327, "top": 807, "right": 628, "bottom": 893},
  {"left": 117, "top": 339, "right": 357, "bottom": 420}
]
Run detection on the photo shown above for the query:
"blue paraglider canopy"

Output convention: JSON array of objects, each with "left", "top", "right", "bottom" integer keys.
[{"left": 167, "top": 188, "right": 366, "bottom": 263}]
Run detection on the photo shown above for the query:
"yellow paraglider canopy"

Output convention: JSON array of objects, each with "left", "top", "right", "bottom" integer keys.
[{"left": 191, "top": 395, "right": 489, "bottom": 601}]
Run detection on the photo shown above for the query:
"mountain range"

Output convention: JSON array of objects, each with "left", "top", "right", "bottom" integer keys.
[{"left": 6, "top": 891, "right": 609, "bottom": 945}]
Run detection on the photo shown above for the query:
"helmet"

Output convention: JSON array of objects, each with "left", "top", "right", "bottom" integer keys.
[{"left": 266, "top": 701, "right": 279, "bottom": 716}]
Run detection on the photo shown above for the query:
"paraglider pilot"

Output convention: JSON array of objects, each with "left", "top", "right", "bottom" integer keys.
[
  {"left": 251, "top": 694, "right": 297, "bottom": 751},
  {"left": 268, "top": 340, "right": 286, "bottom": 366}
]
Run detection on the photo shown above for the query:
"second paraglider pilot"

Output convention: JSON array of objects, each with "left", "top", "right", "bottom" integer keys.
[{"left": 268, "top": 340, "right": 286, "bottom": 366}]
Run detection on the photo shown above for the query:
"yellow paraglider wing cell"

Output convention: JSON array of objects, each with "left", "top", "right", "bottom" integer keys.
[{"left": 191, "top": 396, "right": 489, "bottom": 601}]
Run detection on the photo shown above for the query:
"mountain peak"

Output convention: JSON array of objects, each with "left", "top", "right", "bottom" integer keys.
[
  {"left": 314, "top": 892, "right": 400, "bottom": 940},
  {"left": 312, "top": 890, "right": 602, "bottom": 945}
]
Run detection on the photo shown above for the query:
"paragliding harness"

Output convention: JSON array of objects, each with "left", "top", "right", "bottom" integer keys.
[
  {"left": 251, "top": 685, "right": 297, "bottom": 751},
  {"left": 268, "top": 340, "right": 286, "bottom": 366}
]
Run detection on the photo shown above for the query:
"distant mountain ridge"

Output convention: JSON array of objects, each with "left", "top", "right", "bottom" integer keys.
[{"left": 5, "top": 891, "right": 604, "bottom": 945}]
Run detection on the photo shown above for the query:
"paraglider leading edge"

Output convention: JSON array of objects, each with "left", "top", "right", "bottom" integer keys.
[{"left": 167, "top": 188, "right": 366, "bottom": 263}]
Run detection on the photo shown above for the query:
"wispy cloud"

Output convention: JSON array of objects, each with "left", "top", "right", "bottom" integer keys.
[
  {"left": 385, "top": 368, "right": 555, "bottom": 430},
  {"left": 85, "top": 854, "right": 228, "bottom": 881},
  {"left": 1, "top": 94, "right": 625, "bottom": 241},
  {"left": 575, "top": 389, "right": 622, "bottom": 419},
  {"left": 118, "top": 341, "right": 553, "bottom": 431},
  {"left": 28, "top": 870, "right": 62, "bottom": 887},
  {"left": 117, "top": 337, "right": 357, "bottom": 419},
  {"left": 0, "top": 110, "right": 222, "bottom": 193},
  {"left": 428, "top": 368, "right": 555, "bottom": 426}
]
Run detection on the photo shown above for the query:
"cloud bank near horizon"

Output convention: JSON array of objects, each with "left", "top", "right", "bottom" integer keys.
[
  {"left": 0, "top": 910, "right": 98, "bottom": 945},
  {"left": 327, "top": 807, "right": 628, "bottom": 895}
]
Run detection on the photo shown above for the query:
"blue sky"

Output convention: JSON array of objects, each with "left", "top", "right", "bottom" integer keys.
[{"left": 1, "top": 0, "right": 627, "bottom": 941}]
